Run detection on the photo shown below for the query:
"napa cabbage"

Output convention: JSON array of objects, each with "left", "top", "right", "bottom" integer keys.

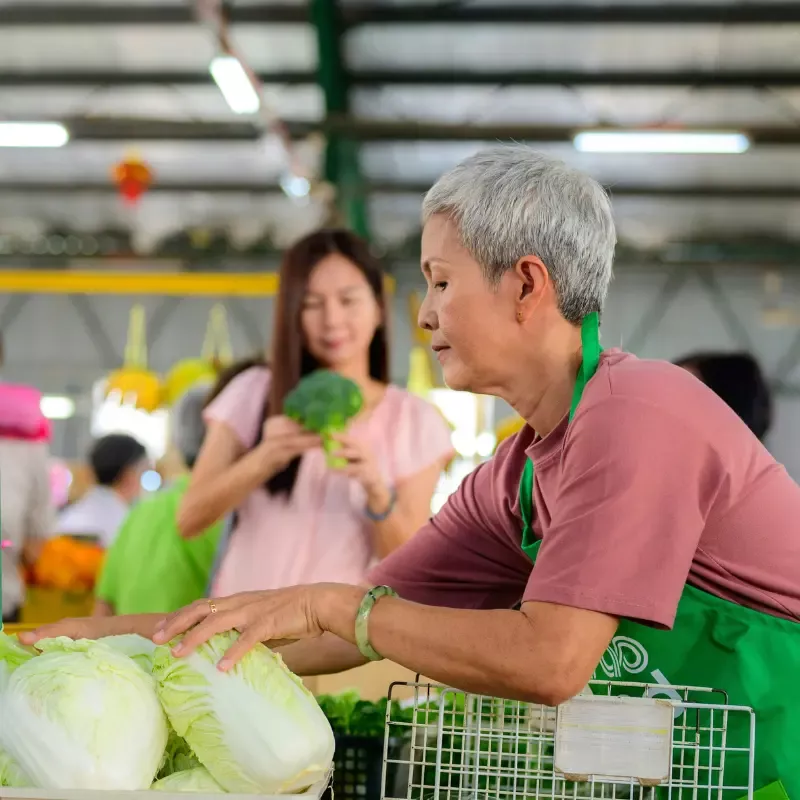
[
  {"left": 99, "top": 633, "right": 158, "bottom": 674},
  {"left": 0, "top": 633, "right": 36, "bottom": 787},
  {"left": 0, "top": 636, "right": 168, "bottom": 790},
  {"left": 153, "top": 632, "right": 334, "bottom": 794},
  {"left": 151, "top": 766, "right": 224, "bottom": 793}
]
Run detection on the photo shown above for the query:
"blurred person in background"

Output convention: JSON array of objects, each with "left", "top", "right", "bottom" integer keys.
[
  {"left": 93, "top": 384, "right": 223, "bottom": 617},
  {"left": 176, "top": 228, "right": 454, "bottom": 595},
  {"left": 675, "top": 351, "right": 773, "bottom": 442},
  {"left": 55, "top": 433, "right": 148, "bottom": 548},
  {"left": 0, "top": 340, "right": 56, "bottom": 624}
]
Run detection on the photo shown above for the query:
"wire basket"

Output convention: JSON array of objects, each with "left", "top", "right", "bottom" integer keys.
[{"left": 381, "top": 679, "right": 755, "bottom": 799}]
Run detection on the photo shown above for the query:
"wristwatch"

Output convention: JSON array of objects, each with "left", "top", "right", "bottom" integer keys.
[{"left": 355, "top": 585, "right": 398, "bottom": 661}]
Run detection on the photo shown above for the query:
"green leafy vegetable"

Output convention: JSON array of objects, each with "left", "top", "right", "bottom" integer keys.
[
  {"left": 153, "top": 632, "right": 334, "bottom": 795},
  {"left": 0, "top": 747, "right": 30, "bottom": 788},
  {"left": 0, "top": 633, "right": 37, "bottom": 787},
  {"left": 157, "top": 728, "right": 200, "bottom": 780},
  {"left": 283, "top": 369, "right": 364, "bottom": 467},
  {"left": 151, "top": 766, "right": 224, "bottom": 793},
  {"left": 0, "top": 632, "right": 37, "bottom": 674},
  {"left": 316, "top": 690, "right": 391, "bottom": 739},
  {"left": 0, "top": 637, "right": 168, "bottom": 790}
]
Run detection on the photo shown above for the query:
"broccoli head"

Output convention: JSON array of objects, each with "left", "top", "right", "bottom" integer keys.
[{"left": 283, "top": 369, "right": 364, "bottom": 467}]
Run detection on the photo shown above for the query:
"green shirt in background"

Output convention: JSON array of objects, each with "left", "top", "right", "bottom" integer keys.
[{"left": 96, "top": 475, "right": 223, "bottom": 615}]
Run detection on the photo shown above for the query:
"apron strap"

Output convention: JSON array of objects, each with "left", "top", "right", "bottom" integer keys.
[
  {"left": 518, "top": 311, "right": 603, "bottom": 553},
  {"left": 570, "top": 310, "right": 601, "bottom": 422}
]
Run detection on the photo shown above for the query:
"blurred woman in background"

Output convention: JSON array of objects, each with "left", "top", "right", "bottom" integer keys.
[
  {"left": 176, "top": 229, "right": 454, "bottom": 595},
  {"left": 675, "top": 351, "right": 773, "bottom": 441},
  {"left": 0, "top": 378, "right": 55, "bottom": 625}
]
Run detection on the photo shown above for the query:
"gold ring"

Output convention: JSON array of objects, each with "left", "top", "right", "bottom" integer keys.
[{"left": 208, "top": 599, "right": 218, "bottom": 614}]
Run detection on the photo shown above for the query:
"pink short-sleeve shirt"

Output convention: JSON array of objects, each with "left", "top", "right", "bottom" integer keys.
[
  {"left": 369, "top": 350, "right": 800, "bottom": 628},
  {"left": 205, "top": 367, "right": 454, "bottom": 596}
]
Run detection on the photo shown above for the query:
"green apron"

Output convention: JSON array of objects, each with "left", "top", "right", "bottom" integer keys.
[{"left": 518, "top": 312, "right": 799, "bottom": 799}]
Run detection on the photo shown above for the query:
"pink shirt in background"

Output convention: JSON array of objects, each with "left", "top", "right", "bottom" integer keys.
[
  {"left": 205, "top": 367, "right": 454, "bottom": 596},
  {"left": 370, "top": 350, "right": 800, "bottom": 628}
]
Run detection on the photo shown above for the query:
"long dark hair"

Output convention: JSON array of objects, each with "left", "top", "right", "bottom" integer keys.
[
  {"left": 262, "top": 228, "right": 390, "bottom": 495},
  {"left": 204, "top": 355, "right": 268, "bottom": 409},
  {"left": 675, "top": 351, "right": 773, "bottom": 441}
]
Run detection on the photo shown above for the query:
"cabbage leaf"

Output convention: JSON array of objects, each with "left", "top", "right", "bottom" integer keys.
[
  {"left": 0, "top": 636, "right": 168, "bottom": 790},
  {"left": 153, "top": 632, "right": 334, "bottom": 794},
  {"left": 99, "top": 634, "right": 158, "bottom": 674},
  {"left": 151, "top": 766, "right": 225, "bottom": 793}
]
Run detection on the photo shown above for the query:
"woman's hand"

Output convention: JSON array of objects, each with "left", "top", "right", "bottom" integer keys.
[
  {"left": 330, "top": 434, "right": 393, "bottom": 515},
  {"left": 260, "top": 416, "right": 321, "bottom": 473},
  {"left": 18, "top": 613, "right": 163, "bottom": 645},
  {"left": 152, "top": 585, "right": 337, "bottom": 671}
]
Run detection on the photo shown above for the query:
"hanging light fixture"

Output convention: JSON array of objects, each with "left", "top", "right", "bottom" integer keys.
[{"left": 573, "top": 129, "right": 750, "bottom": 154}]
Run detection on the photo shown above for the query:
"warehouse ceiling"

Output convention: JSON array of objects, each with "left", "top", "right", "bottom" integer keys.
[{"left": 1, "top": 0, "right": 800, "bottom": 261}]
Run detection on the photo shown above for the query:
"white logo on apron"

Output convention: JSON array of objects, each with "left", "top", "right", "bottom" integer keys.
[
  {"left": 596, "top": 636, "right": 685, "bottom": 719},
  {"left": 598, "top": 636, "right": 648, "bottom": 678}
]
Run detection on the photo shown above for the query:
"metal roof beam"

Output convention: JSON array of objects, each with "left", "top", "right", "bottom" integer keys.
[
  {"left": 57, "top": 117, "right": 800, "bottom": 147},
  {"left": 339, "top": 3, "right": 800, "bottom": 25},
  {"left": 6, "top": 69, "right": 800, "bottom": 88},
  {"left": 3, "top": 3, "right": 799, "bottom": 26},
  {"left": 0, "top": 70, "right": 313, "bottom": 87},
  {"left": 0, "top": 182, "right": 798, "bottom": 199},
  {"left": 0, "top": 3, "right": 307, "bottom": 25}
]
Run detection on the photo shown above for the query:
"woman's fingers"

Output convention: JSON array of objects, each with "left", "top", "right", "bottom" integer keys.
[
  {"left": 18, "top": 619, "right": 82, "bottom": 645},
  {"left": 262, "top": 637, "right": 298, "bottom": 650},
  {"left": 328, "top": 440, "right": 364, "bottom": 464},
  {"left": 152, "top": 598, "right": 215, "bottom": 644},
  {"left": 216, "top": 627, "right": 267, "bottom": 671},
  {"left": 294, "top": 433, "right": 322, "bottom": 451},
  {"left": 172, "top": 610, "right": 243, "bottom": 658}
]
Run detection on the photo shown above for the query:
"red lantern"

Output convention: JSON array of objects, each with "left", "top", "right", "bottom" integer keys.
[{"left": 112, "top": 154, "right": 153, "bottom": 205}]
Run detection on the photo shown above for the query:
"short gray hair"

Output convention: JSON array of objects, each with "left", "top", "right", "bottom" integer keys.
[
  {"left": 171, "top": 383, "right": 213, "bottom": 468},
  {"left": 422, "top": 145, "right": 616, "bottom": 323}
]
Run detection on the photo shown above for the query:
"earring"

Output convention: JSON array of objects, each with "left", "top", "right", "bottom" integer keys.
[{"left": 517, "top": 311, "right": 523, "bottom": 322}]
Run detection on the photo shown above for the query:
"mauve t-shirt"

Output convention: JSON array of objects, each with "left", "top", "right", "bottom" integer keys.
[{"left": 369, "top": 350, "right": 800, "bottom": 629}]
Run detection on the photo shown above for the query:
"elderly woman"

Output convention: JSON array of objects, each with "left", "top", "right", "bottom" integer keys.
[{"left": 24, "top": 147, "right": 799, "bottom": 795}]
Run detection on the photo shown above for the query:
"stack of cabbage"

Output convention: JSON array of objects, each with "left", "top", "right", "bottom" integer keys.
[{"left": 0, "top": 631, "right": 334, "bottom": 794}]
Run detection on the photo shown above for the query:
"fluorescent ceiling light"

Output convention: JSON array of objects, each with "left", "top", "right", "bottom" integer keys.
[
  {"left": 573, "top": 130, "right": 750, "bottom": 154},
  {"left": 209, "top": 56, "right": 261, "bottom": 115},
  {"left": 0, "top": 122, "right": 69, "bottom": 148},
  {"left": 40, "top": 395, "right": 76, "bottom": 420}
]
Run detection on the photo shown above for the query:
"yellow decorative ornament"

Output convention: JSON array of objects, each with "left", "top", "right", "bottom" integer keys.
[
  {"left": 494, "top": 415, "right": 526, "bottom": 451},
  {"left": 406, "top": 290, "right": 441, "bottom": 397},
  {"left": 162, "top": 304, "right": 233, "bottom": 407},
  {"left": 105, "top": 304, "right": 162, "bottom": 412}
]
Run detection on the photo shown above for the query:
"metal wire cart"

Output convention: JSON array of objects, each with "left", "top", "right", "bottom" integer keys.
[{"left": 380, "top": 680, "right": 755, "bottom": 799}]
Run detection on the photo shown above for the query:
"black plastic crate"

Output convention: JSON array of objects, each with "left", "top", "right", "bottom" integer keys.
[{"left": 322, "top": 735, "right": 395, "bottom": 800}]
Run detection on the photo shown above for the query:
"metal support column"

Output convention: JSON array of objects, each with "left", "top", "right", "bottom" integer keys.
[{"left": 310, "top": 0, "right": 370, "bottom": 238}]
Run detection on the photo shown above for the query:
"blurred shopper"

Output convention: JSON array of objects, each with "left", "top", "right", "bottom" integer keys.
[
  {"left": 177, "top": 228, "right": 454, "bottom": 595},
  {"left": 55, "top": 433, "right": 147, "bottom": 548},
  {"left": 0, "top": 381, "right": 56, "bottom": 624},
  {"left": 93, "top": 385, "right": 223, "bottom": 616},
  {"left": 675, "top": 351, "right": 772, "bottom": 441}
]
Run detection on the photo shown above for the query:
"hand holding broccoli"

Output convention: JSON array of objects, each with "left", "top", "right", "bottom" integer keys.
[
  {"left": 260, "top": 415, "right": 322, "bottom": 473},
  {"left": 328, "top": 432, "right": 389, "bottom": 509},
  {"left": 283, "top": 370, "right": 364, "bottom": 468}
]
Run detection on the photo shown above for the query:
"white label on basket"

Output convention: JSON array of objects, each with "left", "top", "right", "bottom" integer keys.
[{"left": 554, "top": 695, "right": 673, "bottom": 782}]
